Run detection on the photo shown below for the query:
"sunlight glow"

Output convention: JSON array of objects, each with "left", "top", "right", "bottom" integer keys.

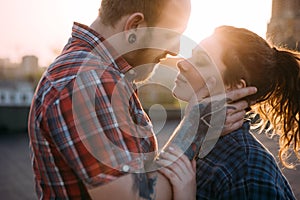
[
  {"left": 184, "top": 0, "right": 272, "bottom": 46},
  {"left": 0, "top": 0, "right": 272, "bottom": 67}
]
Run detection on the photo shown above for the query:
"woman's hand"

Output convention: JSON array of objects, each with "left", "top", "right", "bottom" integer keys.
[{"left": 157, "top": 146, "right": 196, "bottom": 200}]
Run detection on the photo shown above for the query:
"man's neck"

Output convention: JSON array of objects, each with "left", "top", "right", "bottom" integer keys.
[
  {"left": 90, "top": 17, "right": 125, "bottom": 40},
  {"left": 90, "top": 16, "right": 141, "bottom": 70}
]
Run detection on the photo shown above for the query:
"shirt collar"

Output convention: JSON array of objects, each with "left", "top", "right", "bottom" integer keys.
[{"left": 72, "top": 22, "right": 133, "bottom": 75}]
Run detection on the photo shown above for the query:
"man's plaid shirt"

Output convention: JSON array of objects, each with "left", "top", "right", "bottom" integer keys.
[{"left": 28, "top": 22, "right": 157, "bottom": 199}]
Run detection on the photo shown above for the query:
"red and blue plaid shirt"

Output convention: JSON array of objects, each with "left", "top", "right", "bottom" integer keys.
[{"left": 28, "top": 22, "right": 157, "bottom": 199}]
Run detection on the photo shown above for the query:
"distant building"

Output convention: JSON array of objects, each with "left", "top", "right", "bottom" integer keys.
[
  {"left": 0, "top": 80, "right": 34, "bottom": 107},
  {"left": 22, "top": 55, "right": 39, "bottom": 74},
  {"left": 0, "top": 58, "right": 10, "bottom": 67},
  {"left": 0, "top": 55, "right": 41, "bottom": 79},
  {"left": 0, "top": 58, "right": 20, "bottom": 79},
  {"left": 267, "top": 0, "right": 300, "bottom": 50},
  {"left": 0, "top": 80, "right": 34, "bottom": 132}
]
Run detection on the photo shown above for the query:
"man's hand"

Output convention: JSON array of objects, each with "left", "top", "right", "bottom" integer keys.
[
  {"left": 192, "top": 79, "right": 257, "bottom": 136},
  {"left": 222, "top": 87, "right": 257, "bottom": 135},
  {"left": 162, "top": 80, "right": 257, "bottom": 161}
]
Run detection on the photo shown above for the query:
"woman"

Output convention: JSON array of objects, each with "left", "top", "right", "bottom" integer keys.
[{"left": 161, "top": 25, "right": 299, "bottom": 199}]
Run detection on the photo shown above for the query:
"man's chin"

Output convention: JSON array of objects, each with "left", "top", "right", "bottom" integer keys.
[
  {"left": 133, "top": 64, "right": 158, "bottom": 83},
  {"left": 134, "top": 74, "right": 153, "bottom": 83}
]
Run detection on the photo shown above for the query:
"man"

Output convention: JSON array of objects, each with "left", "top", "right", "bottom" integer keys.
[{"left": 28, "top": 0, "right": 256, "bottom": 199}]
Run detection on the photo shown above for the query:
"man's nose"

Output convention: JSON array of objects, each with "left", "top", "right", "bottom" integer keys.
[{"left": 166, "top": 50, "right": 178, "bottom": 57}]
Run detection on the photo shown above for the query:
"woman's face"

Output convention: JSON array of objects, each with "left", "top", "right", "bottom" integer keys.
[{"left": 173, "top": 36, "right": 227, "bottom": 102}]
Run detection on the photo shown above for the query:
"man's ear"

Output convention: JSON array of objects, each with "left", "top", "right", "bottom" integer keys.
[{"left": 124, "top": 13, "right": 145, "bottom": 31}]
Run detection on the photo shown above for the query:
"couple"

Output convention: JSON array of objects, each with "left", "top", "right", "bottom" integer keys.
[{"left": 28, "top": 0, "right": 299, "bottom": 199}]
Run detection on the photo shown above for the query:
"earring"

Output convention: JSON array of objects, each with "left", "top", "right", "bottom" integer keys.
[{"left": 128, "top": 33, "right": 137, "bottom": 44}]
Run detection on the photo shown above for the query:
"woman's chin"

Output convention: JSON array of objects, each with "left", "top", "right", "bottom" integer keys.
[{"left": 172, "top": 90, "right": 189, "bottom": 102}]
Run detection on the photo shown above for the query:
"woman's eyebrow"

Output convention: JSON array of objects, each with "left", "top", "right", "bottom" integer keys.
[
  {"left": 192, "top": 47, "right": 198, "bottom": 54},
  {"left": 193, "top": 48, "right": 211, "bottom": 61}
]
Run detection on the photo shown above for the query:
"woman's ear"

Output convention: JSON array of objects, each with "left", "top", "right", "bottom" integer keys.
[
  {"left": 225, "top": 78, "right": 247, "bottom": 91},
  {"left": 236, "top": 78, "right": 247, "bottom": 89}
]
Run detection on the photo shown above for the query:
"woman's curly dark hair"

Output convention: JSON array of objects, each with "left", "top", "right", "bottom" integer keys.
[{"left": 214, "top": 25, "right": 300, "bottom": 168}]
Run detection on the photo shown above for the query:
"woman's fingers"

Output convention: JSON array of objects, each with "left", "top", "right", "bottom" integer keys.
[
  {"left": 167, "top": 146, "right": 195, "bottom": 174},
  {"left": 157, "top": 146, "right": 195, "bottom": 176},
  {"left": 158, "top": 167, "right": 182, "bottom": 188},
  {"left": 157, "top": 150, "right": 197, "bottom": 200},
  {"left": 158, "top": 159, "right": 184, "bottom": 181},
  {"left": 158, "top": 157, "right": 195, "bottom": 182},
  {"left": 158, "top": 149, "right": 179, "bottom": 165}
]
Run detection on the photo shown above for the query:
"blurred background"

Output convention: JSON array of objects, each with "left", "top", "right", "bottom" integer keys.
[{"left": 0, "top": 0, "right": 300, "bottom": 199}]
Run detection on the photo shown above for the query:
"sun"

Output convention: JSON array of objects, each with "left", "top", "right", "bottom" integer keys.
[{"left": 184, "top": 0, "right": 272, "bottom": 43}]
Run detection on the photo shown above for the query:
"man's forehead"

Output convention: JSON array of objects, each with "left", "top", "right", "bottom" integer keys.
[{"left": 155, "top": 0, "right": 191, "bottom": 32}]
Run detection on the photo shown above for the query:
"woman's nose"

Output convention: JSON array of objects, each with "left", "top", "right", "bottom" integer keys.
[{"left": 177, "top": 60, "right": 188, "bottom": 71}]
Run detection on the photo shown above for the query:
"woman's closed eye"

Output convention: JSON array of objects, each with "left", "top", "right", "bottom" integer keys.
[{"left": 192, "top": 49, "right": 213, "bottom": 68}]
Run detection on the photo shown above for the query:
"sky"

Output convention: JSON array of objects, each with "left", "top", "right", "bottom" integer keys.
[{"left": 0, "top": 0, "right": 272, "bottom": 67}]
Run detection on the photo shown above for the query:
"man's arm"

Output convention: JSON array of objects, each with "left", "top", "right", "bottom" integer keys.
[
  {"left": 158, "top": 86, "right": 257, "bottom": 160},
  {"left": 88, "top": 172, "right": 172, "bottom": 200}
]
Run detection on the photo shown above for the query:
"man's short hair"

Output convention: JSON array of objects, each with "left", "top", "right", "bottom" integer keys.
[{"left": 99, "top": 0, "right": 168, "bottom": 26}]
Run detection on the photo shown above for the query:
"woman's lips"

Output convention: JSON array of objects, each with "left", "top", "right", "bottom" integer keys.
[{"left": 175, "top": 74, "right": 187, "bottom": 83}]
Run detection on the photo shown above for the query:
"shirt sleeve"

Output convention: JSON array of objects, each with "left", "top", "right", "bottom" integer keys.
[{"left": 46, "top": 68, "right": 157, "bottom": 187}]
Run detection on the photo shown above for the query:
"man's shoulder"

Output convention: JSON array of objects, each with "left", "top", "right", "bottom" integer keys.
[
  {"left": 47, "top": 50, "right": 122, "bottom": 86},
  {"left": 33, "top": 50, "right": 125, "bottom": 113}
]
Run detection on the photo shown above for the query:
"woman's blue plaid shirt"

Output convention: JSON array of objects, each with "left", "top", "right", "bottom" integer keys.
[{"left": 196, "top": 121, "right": 296, "bottom": 200}]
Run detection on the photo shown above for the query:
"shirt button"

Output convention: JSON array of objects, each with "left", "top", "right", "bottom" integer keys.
[{"left": 122, "top": 165, "right": 130, "bottom": 172}]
